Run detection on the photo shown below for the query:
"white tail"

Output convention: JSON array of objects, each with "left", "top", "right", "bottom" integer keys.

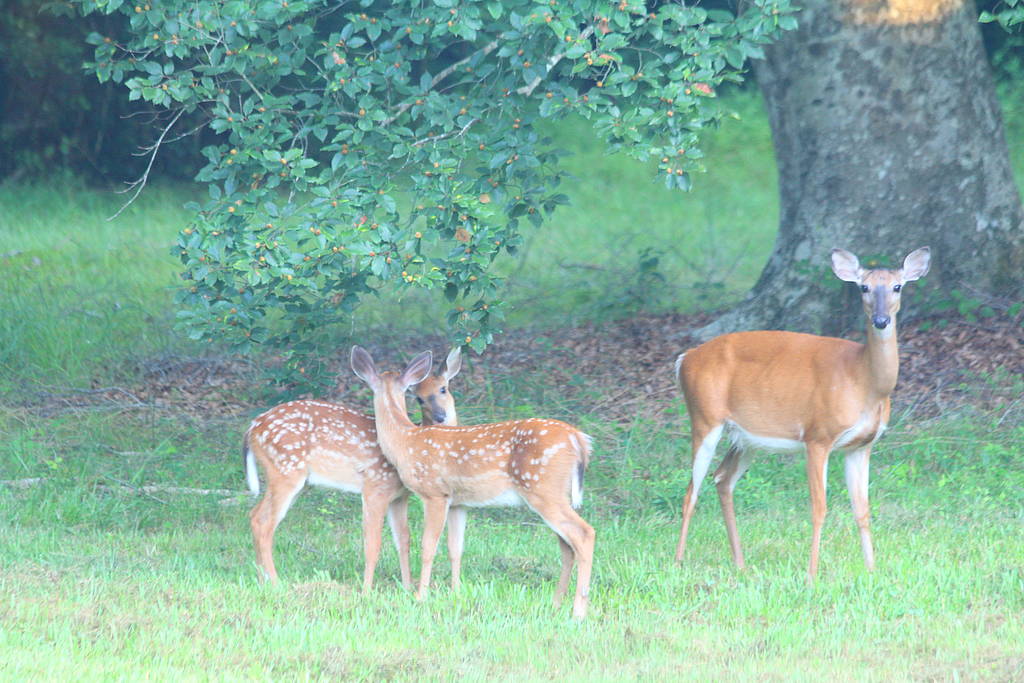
[
  {"left": 244, "top": 347, "right": 462, "bottom": 592},
  {"left": 569, "top": 433, "right": 591, "bottom": 508},
  {"left": 351, "top": 346, "right": 595, "bottom": 620},
  {"left": 244, "top": 445, "right": 260, "bottom": 495},
  {"left": 674, "top": 247, "right": 931, "bottom": 579}
]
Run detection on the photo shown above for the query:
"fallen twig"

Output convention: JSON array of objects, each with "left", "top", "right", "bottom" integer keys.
[
  {"left": 0, "top": 478, "right": 45, "bottom": 489},
  {"left": 1, "top": 477, "right": 249, "bottom": 502}
]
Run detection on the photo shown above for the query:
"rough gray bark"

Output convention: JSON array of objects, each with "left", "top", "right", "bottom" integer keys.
[{"left": 700, "top": 0, "right": 1024, "bottom": 338}]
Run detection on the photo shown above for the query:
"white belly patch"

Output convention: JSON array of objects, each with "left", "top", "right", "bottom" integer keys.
[
  {"left": 726, "top": 422, "right": 804, "bottom": 452},
  {"left": 459, "top": 489, "right": 523, "bottom": 508},
  {"left": 306, "top": 471, "right": 362, "bottom": 495}
]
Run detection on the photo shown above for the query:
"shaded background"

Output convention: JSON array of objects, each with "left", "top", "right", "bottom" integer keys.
[{"left": 2, "top": 0, "right": 1021, "bottom": 185}]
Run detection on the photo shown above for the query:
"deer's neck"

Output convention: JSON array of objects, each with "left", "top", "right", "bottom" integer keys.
[
  {"left": 372, "top": 387, "right": 417, "bottom": 465},
  {"left": 861, "top": 318, "right": 900, "bottom": 398}
]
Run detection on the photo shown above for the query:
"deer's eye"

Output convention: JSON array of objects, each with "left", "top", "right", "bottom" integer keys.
[
  {"left": 860, "top": 285, "right": 869, "bottom": 293},
  {"left": 415, "top": 397, "right": 423, "bottom": 404},
  {"left": 893, "top": 284, "right": 902, "bottom": 293},
  {"left": 439, "top": 386, "right": 447, "bottom": 394}
]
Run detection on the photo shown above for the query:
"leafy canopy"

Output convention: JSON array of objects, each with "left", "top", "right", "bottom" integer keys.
[
  {"left": 980, "top": 0, "right": 1024, "bottom": 30},
  {"left": 75, "top": 0, "right": 795, "bottom": 375}
]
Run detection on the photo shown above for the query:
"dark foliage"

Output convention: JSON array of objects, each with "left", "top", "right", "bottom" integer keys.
[
  {"left": 1, "top": 1, "right": 1021, "bottom": 185},
  {"left": 0, "top": 0, "right": 210, "bottom": 182}
]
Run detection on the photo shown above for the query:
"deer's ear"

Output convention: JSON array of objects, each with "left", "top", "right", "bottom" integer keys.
[
  {"left": 901, "top": 247, "right": 931, "bottom": 282},
  {"left": 442, "top": 347, "right": 462, "bottom": 381},
  {"left": 350, "top": 346, "right": 379, "bottom": 386},
  {"left": 399, "top": 351, "right": 433, "bottom": 389},
  {"left": 830, "top": 248, "right": 863, "bottom": 284}
]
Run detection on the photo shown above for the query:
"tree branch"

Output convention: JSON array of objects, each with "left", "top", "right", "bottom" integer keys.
[
  {"left": 517, "top": 25, "right": 595, "bottom": 97},
  {"left": 382, "top": 39, "right": 501, "bottom": 126},
  {"left": 412, "top": 117, "right": 479, "bottom": 147},
  {"left": 109, "top": 107, "right": 185, "bottom": 220}
]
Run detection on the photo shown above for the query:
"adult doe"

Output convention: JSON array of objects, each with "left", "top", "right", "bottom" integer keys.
[{"left": 674, "top": 247, "right": 931, "bottom": 578}]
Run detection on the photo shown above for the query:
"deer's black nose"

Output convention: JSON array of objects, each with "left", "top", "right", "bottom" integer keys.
[{"left": 872, "top": 315, "right": 890, "bottom": 329}]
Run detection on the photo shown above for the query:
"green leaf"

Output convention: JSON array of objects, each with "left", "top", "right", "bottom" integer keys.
[{"left": 67, "top": 0, "right": 788, "bottom": 362}]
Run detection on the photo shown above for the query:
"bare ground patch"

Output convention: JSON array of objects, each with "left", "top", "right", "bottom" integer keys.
[{"left": 12, "top": 312, "right": 1023, "bottom": 426}]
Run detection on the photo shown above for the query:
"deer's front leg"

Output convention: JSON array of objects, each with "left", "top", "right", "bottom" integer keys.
[
  {"left": 386, "top": 493, "right": 413, "bottom": 590},
  {"left": 806, "top": 443, "right": 831, "bottom": 580},
  {"left": 416, "top": 496, "right": 451, "bottom": 600},
  {"left": 360, "top": 490, "right": 390, "bottom": 593},
  {"left": 844, "top": 446, "right": 875, "bottom": 571},
  {"left": 446, "top": 505, "right": 468, "bottom": 590}
]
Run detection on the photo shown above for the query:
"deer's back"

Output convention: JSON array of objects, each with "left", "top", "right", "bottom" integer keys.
[
  {"left": 249, "top": 400, "right": 399, "bottom": 488},
  {"left": 402, "top": 418, "right": 585, "bottom": 502},
  {"left": 678, "top": 331, "right": 869, "bottom": 442}
]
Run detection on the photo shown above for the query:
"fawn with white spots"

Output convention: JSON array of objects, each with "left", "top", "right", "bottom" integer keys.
[
  {"left": 674, "top": 247, "right": 931, "bottom": 579},
  {"left": 351, "top": 346, "right": 596, "bottom": 619},
  {"left": 244, "top": 348, "right": 462, "bottom": 591}
]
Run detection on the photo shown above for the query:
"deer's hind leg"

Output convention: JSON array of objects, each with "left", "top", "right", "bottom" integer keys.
[
  {"left": 714, "top": 444, "right": 754, "bottom": 569},
  {"left": 250, "top": 470, "right": 306, "bottom": 583},
  {"left": 675, "top": 422, "right": 724, "bottom": 563},
  {"left": 526, "top": 492, "right": 595, "bottom": 620}
]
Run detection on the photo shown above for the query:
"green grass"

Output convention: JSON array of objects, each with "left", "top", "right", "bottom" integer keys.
[
  {"left": 1, "top": 86, "right": 1024, "bottom": 678},
  {"left": 0, "top": 181, "right": 194, "bottom": 388},
  {"left": 1, "top": 411, "right": 1022, "bottom": 679},
  {"left": 2, "top": 524, "right": 1020, "bottom": 679}
]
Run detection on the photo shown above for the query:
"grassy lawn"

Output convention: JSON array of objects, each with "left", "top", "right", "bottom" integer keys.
[
  {"left": 1, "top": 411, "right": 1022, "bottom": 679},
  {"left": 0, "top": 182, "right": 194, "bottom": 388},
  {"left": 1, "top": 89, "right": 1023, "bottom": 679}
]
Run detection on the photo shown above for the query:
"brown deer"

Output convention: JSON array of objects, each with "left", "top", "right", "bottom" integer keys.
[
  {"left": 674, "top": 247, "right": 931, "bottom": 578},
  {"left": 244, "top": 347, "right": 461, "bottom": 591},
  {"left": 351, "top": 346, "right": 596, "bottom": 619}
]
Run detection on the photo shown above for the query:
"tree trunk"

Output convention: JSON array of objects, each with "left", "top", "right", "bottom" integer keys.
[{"left": 699, "top": 0, "right": 1024, "bottom": 339}]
